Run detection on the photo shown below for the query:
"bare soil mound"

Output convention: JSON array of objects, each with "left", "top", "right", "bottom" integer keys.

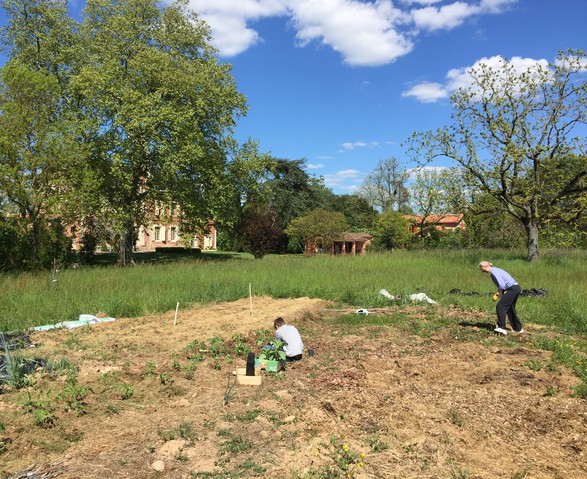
[{"left": 1, "top": 297, "right": 585, "bottom": 479}]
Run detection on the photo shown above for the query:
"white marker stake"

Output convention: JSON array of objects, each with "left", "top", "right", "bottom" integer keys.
[
  {"left": 249, "top": 283, "right": 253, "bottom": 317},
  {"left": 174, "top": 302, "right": 179, "bottom": 326}
]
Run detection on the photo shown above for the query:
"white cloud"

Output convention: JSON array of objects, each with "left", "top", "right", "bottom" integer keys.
[
  {"left": 411, "top": 0, "right": 516, "bottom": 32},
  {"left": 403, "top": 54, "right": 550, "bottom": 103},
  {"left": 341, "top": 141, "right": 379, "bottom": 151},
  {"left": 323, "top": 168, "right": 363, "bottom": 190},
  {"left": 174, "top": 0, "right": 517, "bottom": 67},
  {"left": 402, "top": 81, "right": 447, "bottom": 102},
  {"left": 306, "top": 163, "right": 324, "bottom": 169}
]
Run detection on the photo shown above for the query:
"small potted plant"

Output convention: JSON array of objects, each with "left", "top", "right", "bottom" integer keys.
[{"left": 257, "top": 339, "right": 286, "bottom": 372}]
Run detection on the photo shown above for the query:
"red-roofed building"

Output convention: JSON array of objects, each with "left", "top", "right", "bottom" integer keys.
[{"left": 403, "top": 214, "right": 466, "bottom": 235}]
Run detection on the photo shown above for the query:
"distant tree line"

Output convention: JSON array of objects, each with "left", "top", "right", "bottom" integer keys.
[{"left": 0, "top": 1, "right": 585, "bottom": 270}]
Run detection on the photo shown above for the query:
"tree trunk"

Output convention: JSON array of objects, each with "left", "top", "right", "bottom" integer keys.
[
  {"left": 117, "top": 219, "right": 135, "bottom": 266},
  {"left": 526, "top": 220, "right": 539, "bottom": 262}
]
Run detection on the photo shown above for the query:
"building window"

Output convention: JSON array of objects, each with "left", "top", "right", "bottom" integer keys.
[
  {"left": 170, "top": 227, "right": 176, "bottom": 242},
  {"left": 154, "top": 226, "right": 161, "bottom": 241}
]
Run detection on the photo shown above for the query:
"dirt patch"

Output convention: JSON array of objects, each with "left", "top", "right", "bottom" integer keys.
[{"left": 1, "top": 297, "right": 585, "bottom": 479}]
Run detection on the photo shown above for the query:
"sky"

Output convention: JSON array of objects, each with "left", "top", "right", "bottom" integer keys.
[{"left": 1, "top": 0, "right": 586, "bottom": 194}]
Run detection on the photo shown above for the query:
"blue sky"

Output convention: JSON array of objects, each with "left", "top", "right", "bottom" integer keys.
[{"left": 1, "top": 1, "right": 586, "bottom": 193}]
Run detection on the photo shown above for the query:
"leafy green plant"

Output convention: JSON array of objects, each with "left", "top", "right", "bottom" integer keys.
[
  {"left": 0, "top": 333, "right": 34, "bottom": 389},
  {"left": 22, "top": 390, "right": 56, "bottom": 428},
  {"left": 259, "top": 339, "right": 286, "bottom": 361},
  {"left": 524, "top": 359, "right": 543, "bottom": 371},
  {"left": 159, "top": 372, "right": 174, "bottom": 385},
  {"left": 141, "top": 362, "right": 157, "bottom": 378},
  {"left": 44, "top": 357, "right": 77, "bottom": 378},
  {"left": 57, "top": 372, "right": 93, "bottom": 416}
]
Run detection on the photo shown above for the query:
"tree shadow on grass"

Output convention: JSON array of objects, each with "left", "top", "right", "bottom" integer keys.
[{"left": 87, "top": 250, "right": 251, "bottom": 267}]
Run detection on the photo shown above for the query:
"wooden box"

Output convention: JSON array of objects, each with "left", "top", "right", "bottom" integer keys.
[{"left": 235, "top": 367, "right": 263, "bottom": 386}]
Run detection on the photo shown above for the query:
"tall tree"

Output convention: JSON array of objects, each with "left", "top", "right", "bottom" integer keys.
[
  {"left": 406, "top": 50, "right": 587, "bottom": 262},
  {"left": 0, "top": 61, "right": 77, "bottom": 269},
  {"left": 72, "top": 0, "right": 248, "bottom": 265},
  {"left": 328, "top": 194, "right": 377, "bottom": 231},
  {"left": 284, "top": 208, "right": 349, "bottom": 254},
  {"left": 358, "top": 157, "right": 410, "bottom": 213},
  {"left": 409, "top": 167, "right": 452, "bottom": 244}
]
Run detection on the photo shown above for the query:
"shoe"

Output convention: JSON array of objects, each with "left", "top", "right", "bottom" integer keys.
[
  {"left": 494, "top": 327, "right": 508, "bottom": 335},
  {"left": 515, "top": 328, "right": 524, "bottom": 333}
]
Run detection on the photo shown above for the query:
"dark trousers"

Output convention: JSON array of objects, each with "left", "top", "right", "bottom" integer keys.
[{"left": 496, "top": 284, "right": 522, "bottom": 332}]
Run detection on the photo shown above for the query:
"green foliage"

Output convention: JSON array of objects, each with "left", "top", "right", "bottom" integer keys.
[
  {"left": 373, "top": 210, "right": 410, "bottom": 249},
  {"left": 22, "top": 390, "right": 56, "bottom": 428},
  {"left": 0, "top": 333, "right": 35, "bottom": 389},
  {"left": 406, "top": 49, "right": 587, "bottom": 262},
  {"left": 259, "top": 339, "right": 287, "bottom": 361},
  {"left": 285, "top": 208, "right": 349, "bottom": 253},
  {"left": 57, "top": 372, "right": 93, "bottom": 416}
]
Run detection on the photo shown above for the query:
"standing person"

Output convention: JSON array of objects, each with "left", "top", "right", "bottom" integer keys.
[
  {"left": 274, "top": 317, "right": 304, "bottom": 361},
  {"left": 478, "top": 261, "right": 523, "bottom": 335}
]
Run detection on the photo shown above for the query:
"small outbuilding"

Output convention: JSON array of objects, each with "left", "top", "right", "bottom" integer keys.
[{"left": 331, "top": 232, "right": 373, "bottom": 255}]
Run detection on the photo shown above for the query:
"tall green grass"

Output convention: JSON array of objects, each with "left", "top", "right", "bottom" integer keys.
[{"left": 1, "top": 249, "right": 586, "bottom": 336}]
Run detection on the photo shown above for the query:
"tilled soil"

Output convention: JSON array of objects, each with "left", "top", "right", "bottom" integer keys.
[{"left": 0, "top": 296, "right": 585, "bottom": 479}]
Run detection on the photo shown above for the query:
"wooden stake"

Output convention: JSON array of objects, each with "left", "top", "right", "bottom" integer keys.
[
  {"left": 249, "top": 283, "right": 253, "bottom": 316},
  {"left": 174, "top": 302, "right": 179, "bottom": 326}
]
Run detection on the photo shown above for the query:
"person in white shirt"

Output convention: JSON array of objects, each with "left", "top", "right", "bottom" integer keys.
[{"left": 274, "top": 317, "right": 304, "bottom": 361}]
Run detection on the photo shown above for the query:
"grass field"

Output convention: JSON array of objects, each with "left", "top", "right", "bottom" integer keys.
[
  {"left": 1, "top": 250, "right": 587, "bottom": 478},
  {"left": 2, "top": 249, "right": 586, "bottom": 336}
]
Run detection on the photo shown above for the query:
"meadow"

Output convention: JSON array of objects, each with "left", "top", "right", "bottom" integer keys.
[
  {"left": 2, "top": 249, "right": 586, "bottom": 336},
  {"left": 2, "top": 249, "right": 587, "bottom": 478}
]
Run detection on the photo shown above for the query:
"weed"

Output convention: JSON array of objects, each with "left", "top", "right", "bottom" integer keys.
[
  {"left": 118, "top": 381, "right": 134, "bottom": 400},
  {"left": 159, "top": 372, "right": 174, "bottom": 385},
  {"left": 524, "top": 359, "right": 543, "bottom": 371},
  {"left": 63, "top": 335, "right": 87, "bottom": 350},
  {"left": 450, "top": 466, "right": 470, "bottom": 479},
  {"left": 574, "top": 382, "right": 587, "bottom": 400},
  {"left": 171, "top": 354, "right": 181, "bottom": 371},
  {"left": 158, "top": 422, "right": 197, "bottom": 444},
  {"left": 223, "top": 375, "right": 237, "bottom": 406},
  {"left": 22, "top": 390, "right": 56, "bottom": 428},
  {"left": 146, "top": 444, "right": 155, "bottom": 453},
  {"left": 545, "top": 386, "right": 559, "bottom": 397},
  {"left": 178, "top": 421, "right": 198, "bottom": 444},
  {"left": 182, "top": 361, "right": 197, "bottom": 379},
  {"left": 304, "top": 436, "right": 365, "bottom": 478},
  {"left": 219, "top": 435, "right": 254, "bottom": 455},
  {"left": 175, "top": 452, "right": 189, "bottom": 462},
  {"left": 448, "top": 407, "right": 465, "bottom": 427},
  {"left": 365, "top": 434, "right": 389, "bottom": 452},
  {"left": 45, "top": 357, "right": 77, "bottom": 378},
  {"left": 511, "top": 466, "right": 531, "bottom": 478},
  {"left": 58, "top": 372, "right": 93, "bottom": 416},
  {"left": 141, "top": 362, "right": 157, "bottom": 378}
]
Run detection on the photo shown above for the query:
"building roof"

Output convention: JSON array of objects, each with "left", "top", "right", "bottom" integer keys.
[
  {"left": 338, "top": 232, "right": 373, "bottom": 242},
  {"left": 403, "top": 214, "right": 464, "bottom": 224}
]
